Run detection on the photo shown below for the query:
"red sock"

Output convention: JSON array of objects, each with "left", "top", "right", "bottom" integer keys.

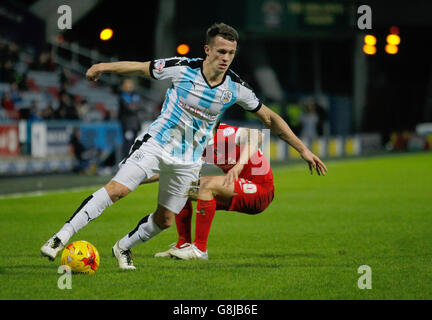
[
  {"left": 194, "top": 198, "right": 216, "bottom": 252},
  {"left": 175, "top": 200, "right": 193, "bottom": 248}
]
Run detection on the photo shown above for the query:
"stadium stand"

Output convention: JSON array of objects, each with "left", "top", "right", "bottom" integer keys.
[
  {"left": 0, "top": 36, "right": 129, "bottom": 175},
  {"left": 1, "top": 37, "right": 118, "bottom": 122}
]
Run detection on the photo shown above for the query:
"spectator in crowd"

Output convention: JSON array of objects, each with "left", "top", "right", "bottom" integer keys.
[
  {"left": 41, "top": 103, "right": 56, "bottom": 120},
  {"left": 118, "top": 78, "right": 141, "bottom": 158},
  {"left": 299, "top": 101, "right": 319, "bottom": 147},
  {"left": 70, "top": 127, "right": 97, "bottom": 174},
  {"left": 6, "top": 42, "right": 19, "bottom": 63},
  {"left": 96, "top": 103, "right": 111, "bottom": 121},
  {"left": 28, "top": 100, "right": 41, "bottom": 121},
  {"left": 56, "top": 92, "right": 79, "bottom": 120},
  {"left": 0, "top": 60, "right": 16, "bottom": 83},
  {"left": 1, "top": 92, "right": 19, "bottom": 119},
  {"left": 313, "top": 99, "right": 328, "bottom": 136},
  {"left": 0, "top": 41, "right": 29, "bottom": 93},
  {"left": 9, "top": 82, "right": 22, "bottom": 105},
  {"left": 70, "top": 127, "right": 112, "bottom": 175},
  {"left": 30, "top": 49, "right": 55, "bottom": 71},
  {"left": 76, "top": 98, "right": 90, "bottom": 120},
  {"left": 17, "top": 71, "right": 29, "bottom": 91},
  {"left": 286, "top": 102, "right": 303, "bottom": 136},
  {"left": 59, "top": 67, "right": 73, "bottom": 92},
  {"left": 0, "top": 40, "right": 20, "bottom": 83},
  {"left": 1, "top": 92, "right": 13, "bottom": 110}
]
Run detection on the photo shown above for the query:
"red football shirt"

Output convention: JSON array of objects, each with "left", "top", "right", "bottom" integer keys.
[{"left": 202, "top": 124, "right": 273, "bottom": 184}]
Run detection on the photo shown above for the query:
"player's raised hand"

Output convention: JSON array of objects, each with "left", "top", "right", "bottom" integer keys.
[
  {"left": 223, "top": 164, "right": 244, "bottom": 187},
  {"left": 86, "top": 63, "right": 103, "bottom": 81},
  {"left": 300, "top": 149, "right": 328, "bottom": 176}
]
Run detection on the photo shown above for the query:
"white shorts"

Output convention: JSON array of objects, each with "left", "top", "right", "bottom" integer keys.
[{"left": 112, "top": 137, "right": 201, "bottom": 214}]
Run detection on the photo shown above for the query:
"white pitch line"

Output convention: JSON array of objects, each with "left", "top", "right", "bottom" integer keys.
[
  {"left": 0, "top": 185, "right": 102, "bottom": 200},
  {"left": 0, "top": 161, "right": 344, "bottom": 200}
]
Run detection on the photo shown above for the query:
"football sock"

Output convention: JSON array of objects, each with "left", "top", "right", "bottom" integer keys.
[
  {"left": 118, "top": 212, "right": 162, "bottom": 250},
  {"left": 56, "top": 187, "right": 113, "bottom": 244},
  {"left": 175, "top": 200, "right": 193, "bottom": 248},
  {"left": 194, "top": 198, "right": 216, "bottom": 252}
]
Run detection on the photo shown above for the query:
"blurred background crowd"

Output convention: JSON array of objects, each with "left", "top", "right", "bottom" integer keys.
[
  {"left": 1, "top": 0, "right": 431, "bottom": 176},
  {"left": 0, "top": 37, "right": 160, "bottom": 123}
]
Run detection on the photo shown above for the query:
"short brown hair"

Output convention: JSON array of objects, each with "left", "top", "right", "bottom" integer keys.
[{"left": 206, "top": 23, "right": 239, "bottom": 45}]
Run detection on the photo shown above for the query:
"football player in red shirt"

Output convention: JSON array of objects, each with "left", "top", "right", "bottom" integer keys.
[{"left": 153, "top": 123, "right": 277, "bottom": 260}]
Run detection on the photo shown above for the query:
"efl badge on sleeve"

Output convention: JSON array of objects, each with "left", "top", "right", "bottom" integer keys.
[{"left": 154, "top": 59, "right": 165, "bottom": 73}]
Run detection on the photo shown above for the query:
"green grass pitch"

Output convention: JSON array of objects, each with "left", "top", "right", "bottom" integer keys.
[{"left": 1, "top": 152, "right": 431, "bottom": 300}]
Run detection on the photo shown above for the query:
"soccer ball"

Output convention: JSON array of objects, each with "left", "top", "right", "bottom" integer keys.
[{"left": 60, "top": 240, "right": 100, "bottom": 275}]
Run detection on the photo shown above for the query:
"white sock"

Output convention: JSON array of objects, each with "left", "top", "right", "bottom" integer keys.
[
  {"left": 56, "top": 223, "right": 74, "bottom": 245},
  {"left": 118, "top": 212, "right": 162, "bottom": 250},
  {"left": 56, "top": 188, "right": 113, "bottom": 244}
]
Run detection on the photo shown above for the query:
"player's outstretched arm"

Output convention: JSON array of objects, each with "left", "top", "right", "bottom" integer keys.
[
  {"left": 254, "top": 104, "right": 327, "bottom": 176},
  {"left": 86, "top": 61, "right": 151, "bottom": 81},
  {"left": 223, "top": 128, "right": 263, "bottom": 187}
]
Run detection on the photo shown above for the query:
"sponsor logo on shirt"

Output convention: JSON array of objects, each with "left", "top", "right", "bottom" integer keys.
[{"left": 179, "top": 100, "right": 219, "bottom": 122}]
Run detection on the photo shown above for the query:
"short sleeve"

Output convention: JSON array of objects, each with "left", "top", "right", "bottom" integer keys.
[
  {"left": 236, "top": 83, "right": 262, "bottom": 113},
  {"left": 149, "top": 57, "right": 187, "bottom": 81}
]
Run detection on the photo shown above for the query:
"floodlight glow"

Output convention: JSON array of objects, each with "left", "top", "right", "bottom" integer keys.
[
  {"left": 364, "top": 35, "right": 377, "bottom": 46},
  {"left": 363, "top": 44, "right": 376, "bottom": 55},
  {"left": 385, "top": 44, "right": 398, "bottom": 54},
  {"left": 177, "top": 44, "right": 190, "bottom": 55},
  {"left": 100, "top": 28, "right": 113, "bottom": 41},
  {"left": 386, "top": 34, "right": 400, "bottom": 46}
]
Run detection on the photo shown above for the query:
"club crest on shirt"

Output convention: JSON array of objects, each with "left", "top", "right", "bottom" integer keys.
[
  {"left": 133, "top": 151, "right": 145, "bottom": 161},
  {"left": 220, "top": 90, "right": 233, "bottom": 104},
  {"left": 154, "top": 59, "right": 165, "bottom": 73}
]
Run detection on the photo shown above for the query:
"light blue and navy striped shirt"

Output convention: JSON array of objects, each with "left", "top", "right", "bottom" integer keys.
[{"left": 146, "top": 57, "right": 261, "bottom": 164}]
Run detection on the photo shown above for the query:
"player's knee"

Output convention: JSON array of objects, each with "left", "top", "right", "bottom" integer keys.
[
  {"left": 156, "top": 218, "right": 172, "bottom": 229},
  {"left": 199, "top": 178, "right": 219, "bottom": 194},
  {"left": 105, "top": 180, "right": 130, "bottom": 203},
  {"left": 156, "top": 218, "right": 173, "bottom": 229},
  {"left": 153, "top": 208, "right": 175, "bottom": 229}
]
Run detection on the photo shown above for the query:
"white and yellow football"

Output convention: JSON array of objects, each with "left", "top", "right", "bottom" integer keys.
[{"left": 60, "top": 240, "right": 100, "bottom": 275}]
